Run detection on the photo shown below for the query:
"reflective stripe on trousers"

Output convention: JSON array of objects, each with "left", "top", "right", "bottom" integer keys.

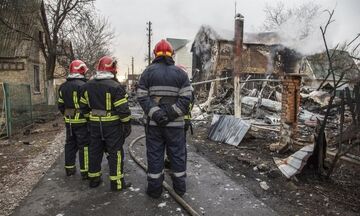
[{"left": 147, "top": 170, "right": 164, "bottom": 179}]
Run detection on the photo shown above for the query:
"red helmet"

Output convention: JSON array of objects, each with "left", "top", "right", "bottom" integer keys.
[
  {"left": 153, "top": 39, "right": 174, "bottom": 57},
  {"left": 97, "top": 56, "right": 117, "bottom": 74},
  {"left": 69, "top": 60, "right": 88, "bottom": 74}
]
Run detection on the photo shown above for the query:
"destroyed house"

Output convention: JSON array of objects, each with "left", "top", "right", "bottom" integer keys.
[
  {"left": 301, "top": 50, "right": 360, "bottom": 91},
  {"left": 191, "top": 25, "right": 283, "bottom": 89}
]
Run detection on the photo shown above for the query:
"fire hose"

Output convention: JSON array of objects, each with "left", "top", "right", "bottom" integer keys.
[{"left": 128, "top": 135, "right": 201, "bottom": 216}]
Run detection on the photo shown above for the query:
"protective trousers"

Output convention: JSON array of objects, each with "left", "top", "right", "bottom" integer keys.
[
  {"left": 88, "top": 124, "right": 125, "bottom": 190},
  {"left": 146, "top": 126, "right": 186, "bottom": 196},
  {"left": 65, "top": 125, "right": 90, "bottom": 175}
]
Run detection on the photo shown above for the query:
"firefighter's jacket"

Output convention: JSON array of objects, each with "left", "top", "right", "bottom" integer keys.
[
  {"left": 58, "top": 78, "right": 88, "bottom": 125},
  {"left": 79, "top": 75, "right": 131, "bottom": 126},
  {"left": 137, "top": 56, "right": 192, "bottom": 128}
]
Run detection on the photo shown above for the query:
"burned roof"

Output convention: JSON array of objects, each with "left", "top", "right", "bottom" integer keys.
[
  {"left": 193, "top": 25, "right": 281, "bottom": 45},
  {"left": 166, "top": 38, "right": 189, "bottom": 51},
  {"left": 306, "top": 50, "right": 360, "bottom": 82}
]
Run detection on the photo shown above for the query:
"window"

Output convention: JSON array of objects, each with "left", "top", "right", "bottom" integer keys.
[{"left": 34, "top": 65, "right": 40, "bottom": 93}]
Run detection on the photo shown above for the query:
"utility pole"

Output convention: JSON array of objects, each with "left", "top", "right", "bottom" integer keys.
[
  {"left": 131, "top": 56, "right": 134, "bottom": 80},
  {"left": 127, "top": 66, "right": 130, "bottom": 89},
  {"left": 146, "top": 21, "right": 152, "bottom": 66},
  {"left": 234, "top": 13, "right": 244, "bottom": 118}
]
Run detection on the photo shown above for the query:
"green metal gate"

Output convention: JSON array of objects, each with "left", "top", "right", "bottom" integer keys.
[{"left": 1, "top": 82, "right": 33, "bottom": 137}]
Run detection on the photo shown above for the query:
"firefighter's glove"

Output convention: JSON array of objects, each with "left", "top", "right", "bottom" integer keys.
[
  {"left": 160, "top": 104, "right": 179, "bottom": 121},
  {"left": 152, "top": 109, "right": 169, "bottom": 126},
  {"left": 122, "top": 122, "right": 132, "bottom": 138},
  {"left": 184, "top": 120, "right": 191, "bottom": 132}
]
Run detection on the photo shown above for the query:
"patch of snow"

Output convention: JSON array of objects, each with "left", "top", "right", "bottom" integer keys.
[
  {"left": 260, "top": 181, "right": 270, "bottom": 191},
  {"left": 129, "top": 187, "right": 140, "bottom": 192},
  {"left": 158, "top": 202, "right": 167, "bottom": 208}
]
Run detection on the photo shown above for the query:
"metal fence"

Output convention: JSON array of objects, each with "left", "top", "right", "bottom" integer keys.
[
  {"left": 0, "top": 82, "right": 57, "bottom": 137},
  {"left": 2, "top": 82, "right": 32, "bottom": 137}
]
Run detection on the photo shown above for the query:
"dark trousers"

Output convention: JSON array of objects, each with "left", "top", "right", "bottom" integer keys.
[
  {"left": 88, "top": 124, "right": 125, "bottom": 189},
  {"left": 65, "top": 124, "right": 90, "bottom": 174},
  {"left": 146, "top": 126, "right": 186, "bottom": 194}
]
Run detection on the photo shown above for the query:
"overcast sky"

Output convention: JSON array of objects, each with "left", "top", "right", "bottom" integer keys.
[{"left": 94, "top": 0, "right": 360, "bottom": 75}]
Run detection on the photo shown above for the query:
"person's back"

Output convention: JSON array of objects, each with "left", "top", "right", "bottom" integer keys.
[
  {"left": 58, "top": 60, "right": 90, "bottom": 179},
  {"left": 137, "top": 39, "right": 192, "bottom": 198},
  {"left": 80, "top": 56, "right": 131, "bottom": 191}
]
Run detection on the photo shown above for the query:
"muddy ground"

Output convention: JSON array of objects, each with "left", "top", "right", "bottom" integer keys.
[
  {"left": 0, "top": 116, "right": 64, "bottom": 216},
  {"left": 190, "top": 123, "right": 360, "bottom": 216}
]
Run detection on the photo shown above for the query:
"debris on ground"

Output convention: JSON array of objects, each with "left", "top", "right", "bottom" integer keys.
[
  {"left": 0, "top": 118, "right": 64, "bottom": 216},
  {"left": 273, "top": 144, "right": 314, "bottom": 179},
  {"left": 208, "top": 114, "right": 250, "bottom": 146},
  {"left": 259, "top": 181, "right": 270, "bottom": 190}
]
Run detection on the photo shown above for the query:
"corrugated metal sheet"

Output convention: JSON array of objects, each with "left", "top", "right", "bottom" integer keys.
[
  {"left": 273, "top": 144, "right": 314, "bottom": 179},
  {"left": 208, "top": 114, "right": 250, "bottom": 146}
]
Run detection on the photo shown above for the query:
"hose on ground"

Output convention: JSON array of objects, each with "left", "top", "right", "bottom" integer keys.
[{"left": 128, "top": 135, "right": 201, "bottom": 216}]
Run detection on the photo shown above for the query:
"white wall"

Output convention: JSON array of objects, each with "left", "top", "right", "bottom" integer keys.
[{"left": 174, "top": 46, "right": 193, "bottom": 79}]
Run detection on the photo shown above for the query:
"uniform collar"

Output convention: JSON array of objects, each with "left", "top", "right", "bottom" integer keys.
[
  {"left": 152, "top": 56, "right": 175, "bottom": 65},
  {"left": 94, "top": 71, "right": 115, "bottom": 80},
  {"left": 67, "top": 73, "right": 85, "bottom": 80}
]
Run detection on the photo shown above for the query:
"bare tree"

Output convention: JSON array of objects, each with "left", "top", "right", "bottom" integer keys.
[
  {"left": 0, "top": 0, "right": 95, "bottom": 104},
  {"left": 263, "top": 1, "right": 321, "bottom": 39},
  {"left": 310, "top": 9, "right": 360, "bottom": 178},
  {"left": 57, "top": 15, "right": 115, "bottom": 78}
]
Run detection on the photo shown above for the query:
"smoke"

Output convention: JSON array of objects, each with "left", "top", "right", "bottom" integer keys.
[{"left": 272, "top": 5, "right": 330, "bottom": 56}]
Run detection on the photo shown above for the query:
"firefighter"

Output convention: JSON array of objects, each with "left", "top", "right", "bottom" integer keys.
[
  {"left": 137, "top": 39, "right": 192, "bottom": 198},
  {"left": 79, "top": 56, "right": 132, "bottom": 191},
  {"left": 164, "top": 66, "right": 194, "bottom": 169},
  {"left": 58, "top": 60, "right": 90, "bottom": 179}
]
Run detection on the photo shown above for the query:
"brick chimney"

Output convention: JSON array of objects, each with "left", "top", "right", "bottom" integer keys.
[{"left": 271, "top": 48, "right": 303, "bottom": 152}]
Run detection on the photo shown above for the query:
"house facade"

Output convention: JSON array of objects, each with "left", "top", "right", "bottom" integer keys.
[
  {"left": 0, "top": 30, "right": 47, "bottom": 105},
  {"left": 167, "top": 38, "right": 193, "bottom": 78},
  {"left": 301, "top": 50, "right": 360, "bottom": 90}
]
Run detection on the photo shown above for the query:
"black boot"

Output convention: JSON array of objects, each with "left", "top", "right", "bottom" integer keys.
[
  {"left": 81, "top": 172, "right": 89, "bottom": 180},
  {"left": 65, "top": 167, "right": 76, "bottom": 176},
  {"left": 146, "top": 186, "right": 163, "bottom": 199},
  {"left": 110, "top": 179, "right": 132, "bottom": 191},
  {"left": 89, "top": 176, "right": 102, "bottom": 188},
  {"left": 174, "top": 187, "right": 185, "bottom": 197}
]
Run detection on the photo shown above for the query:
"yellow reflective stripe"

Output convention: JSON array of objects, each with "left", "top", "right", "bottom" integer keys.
[
  {"left": 73, "top": 91, "right": 80, "bottom": 109},
  {"left": 117, "top": 151, "right": 122, "bottom": 189},
  {"left": 125, "top": 94, "right": 129, "bottom": 99},
  {"left": 88, "top": 172, "right": 101, "bottom": 178},
  {"left": 120, "top": 115, "right": 131, "bottom": 123},
  {"left": 156, "top": 51, "right": 172, "bottom": 56},
  {"left": 89, "top": 115, "right": 120, "bottom": 122},
  {"left": 58, "top": 98, "right": 64, "bottom": 103},
  {"left": 60, "top": 91, "right": 63, "bottom": 97},
  {"left": 75, "top": 112, "right": 80, "bottom": 120},
  {"left": 106, "top": 93, "right": 111, "bottom": 111},
  {"left": 84, "top": 113, "right": 89, "bottom": 118},
  {"left": 64, "top": 117, "right": 87, "bottom": 124},
  {"left": 85, "top": 91, "right": 90, "bottom": 107},
  {"left": 114, "top": 98, "right": 127, "bottom": 107},
  {"left": 109, "top": 175, "right": 124, "bottom": 181},
  {"left": 82, "top": 146, "right": 89, "bottom": 172},
  {"left": 80, "top": 97, "right": 87, "bottom": 104},
  {"left": 184, "top": 115, "right": 191, "bottom": 120},
  {"left": 65, "top": 165, "right": 75, "bottom": 169}
]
